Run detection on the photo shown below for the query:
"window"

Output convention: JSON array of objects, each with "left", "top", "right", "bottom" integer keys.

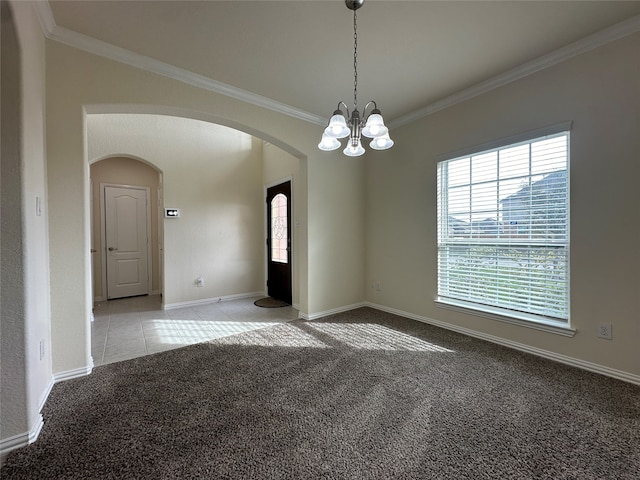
[
  {"left": 270, "top": 193, "right": 288, "bottom": 263},
  {"left": 437, "top": 130, "right": 569, "bottom": 325}
]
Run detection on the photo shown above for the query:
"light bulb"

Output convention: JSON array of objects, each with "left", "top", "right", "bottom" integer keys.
[
  {"left": 368, "top": 125, "right": 381, "bottom": 136},
  {"left": 344, "top": 138, "right": 365, "bottom": 157},
  {"left": 369, "top": 134, "right": 394, "bottom": 150},
  {"left": 362, "top": 112, "right": 388, "bottom": 138},
  {"left": 324, "top": 112, "right": 350, "bottom": 139},
  {"left": 318, "top": 134, "right": 341, "bottom": 151}
]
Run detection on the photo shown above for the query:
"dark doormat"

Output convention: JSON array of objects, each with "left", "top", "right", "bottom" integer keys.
[{"left": 254, "top": 297, "right": 290, "bottom": 308}]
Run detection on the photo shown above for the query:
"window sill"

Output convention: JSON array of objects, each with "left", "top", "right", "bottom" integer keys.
[{"left": 435, "top": 298, "right": 576, "bottom": 337}]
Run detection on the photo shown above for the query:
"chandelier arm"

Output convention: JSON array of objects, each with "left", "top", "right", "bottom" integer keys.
[
  {"left": 337, "top": 101, "right": 350, "bottom": 119},
  {"left": 363, "top": 101, "right": 378, "bottom": 118}
]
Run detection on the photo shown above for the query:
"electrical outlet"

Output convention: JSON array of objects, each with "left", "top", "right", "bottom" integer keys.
[
  {"left": 597, "top": 323, "right": 613, "bottom": 340},
  {"left": 375, "top": 281, "right": 382, "bottom": 292},
  {"left": 196, "top": 276, "right": 204, "bottom": 287}
]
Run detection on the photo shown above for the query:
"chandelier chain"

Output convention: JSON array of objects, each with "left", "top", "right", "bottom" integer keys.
[{"left": 353, "top": 8, "right": 358, "bottom": 111}]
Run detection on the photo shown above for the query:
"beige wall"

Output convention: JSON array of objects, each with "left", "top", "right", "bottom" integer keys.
[
  {"left": 308, "top": 153, "right": 366, "bottom": 314},
  {"left": 366, "top": 33, "right": 640, "bottom": 377},
  {"left": 90, "top": 156, "right": 161, "bottom": 299},
  {"left": 1, "top": 0, "right": 52, "bottom": 447}
]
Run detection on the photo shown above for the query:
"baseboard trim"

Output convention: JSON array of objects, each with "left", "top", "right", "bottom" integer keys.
[
  {"left": 96, "top": 292, "right": 162, "bottom": 303},
  {"left": 53, "top": 362, "right": 93, "bottom": 383},
  {"left": 0, "top": 414, "right": 43, "bottom": 456},
  {"left": 1, "top": 361, "right": 93, "bottom": 457},
  {"left": 300, "top": 302, "right": 366, "bottom": 321},
  {"left": 365, "top": 302, "right": 640, "bottom": 386},
  {"left": 163, "top": 291, "right": 264, "bottom": 310},
  {"left": 38, "top": 377, "right": 55, "bottom": 413}
]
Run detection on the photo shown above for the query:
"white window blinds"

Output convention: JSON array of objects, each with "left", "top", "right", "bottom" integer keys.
[{"left": 437, "top": 131, "right": 569, "bottom": 322}]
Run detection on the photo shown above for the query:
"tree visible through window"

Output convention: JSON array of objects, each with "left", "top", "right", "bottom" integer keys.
[{"left": 437, "top": 131, "right": 569, "bottom": 322}]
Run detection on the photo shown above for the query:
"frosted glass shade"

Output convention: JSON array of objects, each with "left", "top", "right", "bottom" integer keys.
[
  {"left": 369, "top": 133, "right": 394, "bottom": 150},
  {"left": 362, "top": 113, "right": 388, "bottom": 138},
  {"left": 344, "top": 138, "right": 365, "bottom": 157},
  {"left": 324, "top": 113, "right": 350, "bottom": 139},
  {"left": 318, "top": 134, "right": 341, "bottom": 151}
]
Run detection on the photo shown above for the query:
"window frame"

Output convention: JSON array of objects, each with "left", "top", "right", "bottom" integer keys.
[{"left": 435, "top": 123, "right": 574, "bottom": 336}]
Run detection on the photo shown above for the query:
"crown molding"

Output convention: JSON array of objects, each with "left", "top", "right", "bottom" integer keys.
[
  {"left": 32, "top": 1, "right": 326, "bottom": 127},
  {"left": 33, "top": 0, "right": 55, "bottom": 35},
  {"left": 389, "top": 14, "right": 640, "bottom": 130},
  {"left": 33, "top": 2, "right": 638, "bottom": 130}
]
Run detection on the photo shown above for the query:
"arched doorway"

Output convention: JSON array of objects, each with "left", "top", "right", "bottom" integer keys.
[
  {"left": 86, "top": 112, "right": 304, "bottom": 310},
  {"left": 90, "top": 156, "right": 163, "bottom": 302}
]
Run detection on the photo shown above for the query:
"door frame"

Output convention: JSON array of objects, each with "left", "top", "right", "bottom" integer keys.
[
  {"left": 99, "top": 183, "right": 152, "bottom": 301},
  {"left": 264, "top": 177, "right": 293, "bottom": 302}
]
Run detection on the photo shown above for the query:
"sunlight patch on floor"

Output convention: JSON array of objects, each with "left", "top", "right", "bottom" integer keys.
[
  {"left": 92, "top": 295, "right": 299, "bottom": 365},
  {"left": 145, "top": 319, "right": 283, "bottom": 344},
  {"left": 305, "top": 322, "right": 455, "bottom": 352},
  {"left": 215, "top": 326, "right": 329, "bottom": 348}
]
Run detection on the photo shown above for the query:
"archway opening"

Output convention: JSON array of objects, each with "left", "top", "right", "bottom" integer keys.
[
  {"left": 85, "top": 111, "right": 304, "bottom": 310},
  {"left": 90, "top": 155, "right": 163, "bottom": 302}
]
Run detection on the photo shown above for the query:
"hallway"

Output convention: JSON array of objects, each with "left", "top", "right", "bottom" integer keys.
[{"left": 91, "top": 295, "right": 299, "bottom": 366}]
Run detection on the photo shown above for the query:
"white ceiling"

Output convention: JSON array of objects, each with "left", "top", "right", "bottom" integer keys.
[{"left": 46, "top": 1, "right": 640, "bottom": 126}]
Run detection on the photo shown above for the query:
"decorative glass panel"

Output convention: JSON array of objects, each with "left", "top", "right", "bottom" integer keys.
[{"left": 271, "top": 193, "right": 288, "bottom": 264}]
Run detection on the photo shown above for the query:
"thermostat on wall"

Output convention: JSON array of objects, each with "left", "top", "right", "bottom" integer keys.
[{"left": 164, "top": 208, "right": 180, "bottom": 218}]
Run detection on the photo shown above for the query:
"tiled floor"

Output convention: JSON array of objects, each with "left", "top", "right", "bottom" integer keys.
[{"left": 91, "top": 295, "right": 299, "bottom": 366}]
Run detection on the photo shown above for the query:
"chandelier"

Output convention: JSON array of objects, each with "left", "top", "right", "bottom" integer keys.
[{"left": 318, "top": 0, "right": 394, "bottom": 157}]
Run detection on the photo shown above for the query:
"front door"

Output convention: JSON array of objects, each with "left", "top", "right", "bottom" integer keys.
[
  {"left": 267, "top": 181, "right": 292, "bottom": 304},
  {"left": 105, "top": 185, "right": 149, "bottom": 299}
]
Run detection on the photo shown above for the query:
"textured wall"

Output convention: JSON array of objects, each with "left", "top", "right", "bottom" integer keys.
[
  {"left": 1, "top": 0, "right": 52, "bottom": 447},
  {"left": 1, "top": 0, "right": 28, "bottom": 440}
]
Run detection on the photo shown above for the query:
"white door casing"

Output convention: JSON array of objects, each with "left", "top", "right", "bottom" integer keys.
[{"left": 102, "top": 185, "right": 150, "bottom": 299}]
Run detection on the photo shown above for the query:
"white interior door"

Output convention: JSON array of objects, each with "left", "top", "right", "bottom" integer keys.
[{"left": 105, "top": 186, "right": 149, "bottom": 299}]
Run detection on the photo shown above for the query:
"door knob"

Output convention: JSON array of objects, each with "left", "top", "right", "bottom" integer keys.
[{"left": 108, "top": 247, "right": 118, "bottom": 251}]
